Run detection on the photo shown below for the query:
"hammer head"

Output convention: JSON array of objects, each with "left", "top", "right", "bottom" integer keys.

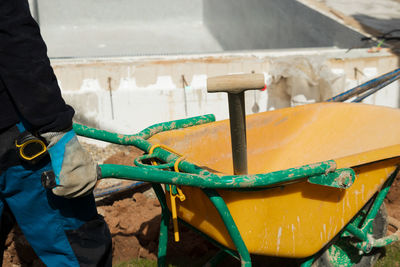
[{"left": 207, "top": 73, "right": 265, "bottom": 94}]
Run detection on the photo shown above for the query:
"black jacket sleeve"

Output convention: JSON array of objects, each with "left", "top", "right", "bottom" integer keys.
[{"left": 0, "top": 0, "right": 74, "bottom": 133}]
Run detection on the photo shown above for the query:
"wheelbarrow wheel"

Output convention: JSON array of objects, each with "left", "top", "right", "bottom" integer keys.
[{"left": 313, "top": 203, "right": 388, "bottom": 267}]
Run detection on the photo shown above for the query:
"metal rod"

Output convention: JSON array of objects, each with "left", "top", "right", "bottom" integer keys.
[
  {"left": 93, "top": 181, "right": 145, "bottom": 198},
  {"left": 99, "top": 160, "right": 338, "bottom": 189},
  {"left": 107, "top": 77, "right": 115, "bottom": 120},
  {"left": 345, "top": 223, "right": 369, "bottom": 241},
  {"left": 227, "top": 92, "right": 248, "bottom": 175},
  {"left": 152, "top": 183, "right": 170, "bottom": 267},
  {"left": 361, "top": 167, "right": 399, "bottom": 232},
  {"left": 341, "top": 167, "right": 400, "bottom": 255},
  {"left": 371, "top": 234, "right": 400, "bottom": 247},
  {"left": 73, "top": 114, "right": 215, "bottom": 143},
  {"left": 182, "top": 75, "right": 189, "bottom": 117},
  {"left": 352, "top": 75, "right": 400, "bottom": 102},
  {"left": 326, "top": 68, "right": 400, "bottom": 102}
]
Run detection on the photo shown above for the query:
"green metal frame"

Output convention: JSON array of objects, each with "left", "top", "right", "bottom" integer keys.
[
  {"left": 300, "top": 167, "right": 400, "bottom": 266},
  {"left": 343, "top": 167, "right": 400, "bottom": 250},
  {"left": 99, "top": 163, "right": 355, "bottom": 189},
  {"left": 73, "top": 115, "right": 398, "bottom": 267}
]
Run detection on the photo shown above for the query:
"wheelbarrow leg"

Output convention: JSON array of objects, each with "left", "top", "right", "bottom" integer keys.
[
  {"left": 151, "top": 183, "right": 170, "bottom": 267},
  {"left": 158, "top": 210, "right": 170, "bottom": 267},
  {"left": 300, "top": 256, "right": 315, "bottom": 267},
  {"left": 203, "top": 188, "right": 252, "bottom": 267}
]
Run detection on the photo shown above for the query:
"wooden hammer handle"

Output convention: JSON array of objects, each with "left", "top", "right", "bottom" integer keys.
[{"left": 207, "top": 73, "right": 265, "bottom": 94}]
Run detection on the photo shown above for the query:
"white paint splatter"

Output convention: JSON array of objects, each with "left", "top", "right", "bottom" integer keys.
[
  {"left": 361, "top": 184, "right": 365, "bottom": 201},
  {"left": 292, "top": 224, "right": 296, "bottom": 255},
  {"left": 263, "top": 225, "right": 269, "bottom": 250},
  {"left": 277, "top": 227, "right": 282, "bottom": 253}
]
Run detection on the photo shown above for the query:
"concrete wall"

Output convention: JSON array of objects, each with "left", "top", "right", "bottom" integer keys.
[{"left": 51, "top": 49, "right": 399, "bottom": 134}]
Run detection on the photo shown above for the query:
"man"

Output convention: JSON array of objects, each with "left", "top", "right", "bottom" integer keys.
[{"left": 0, "top": 0, "right": 112, "bottom": 266}]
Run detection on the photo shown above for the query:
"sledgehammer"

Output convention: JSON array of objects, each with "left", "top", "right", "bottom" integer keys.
[{"left": 207, "top": 73, "right": 265, "bottom": 175}]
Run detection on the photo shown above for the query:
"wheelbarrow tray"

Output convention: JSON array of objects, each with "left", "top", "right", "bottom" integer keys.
[{"left": 148, "top": 102, "right": 400, "bottom": 258}]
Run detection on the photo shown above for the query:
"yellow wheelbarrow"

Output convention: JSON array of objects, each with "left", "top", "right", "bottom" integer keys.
[{"left": 70, "top": 71, "right": 400, "bottom": 266}]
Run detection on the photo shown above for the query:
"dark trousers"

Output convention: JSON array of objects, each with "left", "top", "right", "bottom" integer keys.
[{"left": 0, "top": 125, "right": 112, "bottom": 266}]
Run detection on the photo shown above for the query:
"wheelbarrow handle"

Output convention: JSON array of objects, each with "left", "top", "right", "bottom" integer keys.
[{"left": 207, "top": 73, "right": 265, "bottom": 94}]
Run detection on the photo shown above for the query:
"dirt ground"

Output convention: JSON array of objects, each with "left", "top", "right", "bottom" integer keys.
[{"left": 2, "top": 148, "right": 400, "bottom": 266}]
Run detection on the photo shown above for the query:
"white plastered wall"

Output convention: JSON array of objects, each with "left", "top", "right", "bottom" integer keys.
[{"left": 52, "top": 48, "right": 399, "bottom": 134}]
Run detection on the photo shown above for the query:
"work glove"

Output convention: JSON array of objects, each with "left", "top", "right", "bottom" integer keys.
[{"left": 42, "top": 129, "right": 98, "bottom": 198}]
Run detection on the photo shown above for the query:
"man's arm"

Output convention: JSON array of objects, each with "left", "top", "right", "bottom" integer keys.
[
  {"left": 0, "top": 0, "right": 74, "bottom": 133},
  {"left": 0, "top": 0, "right": 98, "bottom": 198}
]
